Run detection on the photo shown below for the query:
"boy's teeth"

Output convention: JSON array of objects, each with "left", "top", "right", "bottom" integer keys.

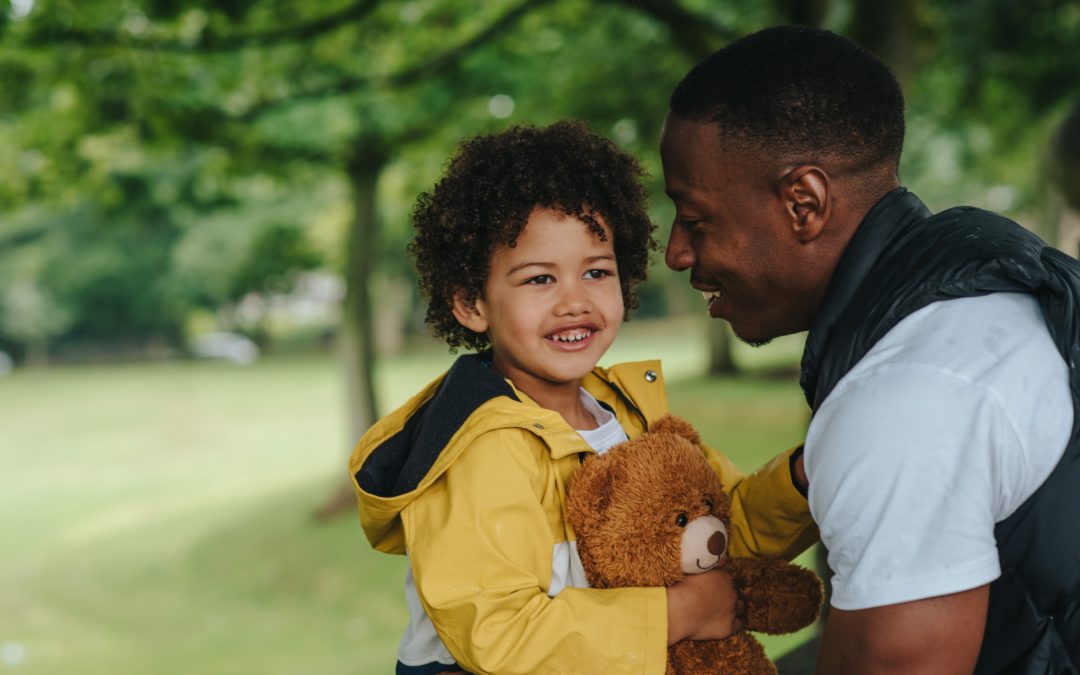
[{"left": 550, "top": 329, "right": 591, "bottom": 342}]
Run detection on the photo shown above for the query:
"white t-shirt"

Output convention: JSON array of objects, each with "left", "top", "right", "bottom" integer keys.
[
  {"left": 576, "top": 387, "right": 630, "bottom": 455},
  {"left": 805, "top": 292, "right": 1072, "bottom": 611}
]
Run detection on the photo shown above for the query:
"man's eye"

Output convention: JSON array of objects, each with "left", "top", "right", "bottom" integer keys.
[{"left": 525, "top": 275, "right": 554, "bottom": 285}]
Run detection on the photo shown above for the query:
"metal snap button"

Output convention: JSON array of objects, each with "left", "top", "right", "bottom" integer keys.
[{"left": 644, "top": 370, "right": 657, "bottom": 382}]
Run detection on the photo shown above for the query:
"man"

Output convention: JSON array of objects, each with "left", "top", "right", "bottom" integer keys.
[{"left": 661, "top": 25, "right": 1080, "bottom": 674}]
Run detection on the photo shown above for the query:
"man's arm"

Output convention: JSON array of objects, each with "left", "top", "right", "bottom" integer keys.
[
  {"left": 817, "top": 585, "right": 989, "bottom": 675},
  {"left": 705, "top": 444, "right": 819, "bottom": 560}
]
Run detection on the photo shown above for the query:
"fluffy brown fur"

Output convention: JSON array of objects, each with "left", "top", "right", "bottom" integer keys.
[{"left": 566, "top": 416, "right": 823, "bottom": 674}]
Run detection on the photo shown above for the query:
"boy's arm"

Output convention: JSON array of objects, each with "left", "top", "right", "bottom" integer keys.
[
  {"left": 703, "top": 444, "right": 819, "bottom": 561},
  {"left": 405, "top": 429, "right": 668, "bottom": 675}
]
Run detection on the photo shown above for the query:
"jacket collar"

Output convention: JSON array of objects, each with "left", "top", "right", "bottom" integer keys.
[{"left": 800, "top": 187, "right": 932, "bottom": 406}]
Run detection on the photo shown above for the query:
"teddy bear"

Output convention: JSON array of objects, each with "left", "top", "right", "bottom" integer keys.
[{"left": 566, "top": 415, "right": 823, "bottom": 675}]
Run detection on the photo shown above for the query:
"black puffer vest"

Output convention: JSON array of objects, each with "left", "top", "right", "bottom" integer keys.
[{"left": 800, "top": 188, "right": 1080, "bottom": 674}]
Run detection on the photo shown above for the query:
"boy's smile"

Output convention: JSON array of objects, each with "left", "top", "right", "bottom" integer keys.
[
  {"left": 452, "top": 206, "right": 624, "bottom": 412},
  {"left": 545, "top": 322, "right": 599, "bottom": 349}
]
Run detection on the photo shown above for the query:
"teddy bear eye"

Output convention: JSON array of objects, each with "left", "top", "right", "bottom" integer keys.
[
  {"left": 675, "top": 512, "right": 689, "bottom": 527},
  {"left": 705, "top": 497, "right": 714, "bottom": 511}
]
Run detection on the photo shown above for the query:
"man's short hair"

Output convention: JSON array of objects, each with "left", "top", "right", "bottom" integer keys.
[{"left": 670, "top": 25, "right": 905, "bottom": 172}]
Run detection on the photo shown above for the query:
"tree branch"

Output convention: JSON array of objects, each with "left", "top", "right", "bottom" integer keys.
[
  {"left": 598, "top": 0, "right": 738, "bottom": 61},
  {"left": 23, "top": 0, "right": 379, "bottom": 52},
  {"left": 235, "top": 0, "right": 554, "bottom": 120}
]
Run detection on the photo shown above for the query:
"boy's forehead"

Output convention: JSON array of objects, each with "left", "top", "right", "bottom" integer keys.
[{"left": 498, "top": 208, "right": 615, "bottom": 256}]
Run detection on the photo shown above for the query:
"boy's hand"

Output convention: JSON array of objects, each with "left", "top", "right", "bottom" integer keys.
[{"left": 666, "top": 568, "right": 745, "bottom": 645}]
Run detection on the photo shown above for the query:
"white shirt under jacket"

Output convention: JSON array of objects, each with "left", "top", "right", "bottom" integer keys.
[{"left": 804, "top": 292, "right": 1072, "bottom": 611}]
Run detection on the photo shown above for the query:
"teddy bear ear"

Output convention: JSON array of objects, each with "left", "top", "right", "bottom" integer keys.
[
  {"left": 566, "top": 453, "right": 617, "bottom": 528},
  {"left": 649, "top": 415, "right": 702, "bottom": 447}
]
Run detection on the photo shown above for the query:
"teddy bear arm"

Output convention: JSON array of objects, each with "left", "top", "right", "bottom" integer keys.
[
  {"left": 668, "top": 633, "right": 776, "bottom": 675},
  {"left": 726, "top": 557, "right": 824, "bottom": 635}
]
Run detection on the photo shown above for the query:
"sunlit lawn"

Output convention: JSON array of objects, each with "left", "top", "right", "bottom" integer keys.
[{"left": 1, "top": 317, "right": 816, "bottom": 674}]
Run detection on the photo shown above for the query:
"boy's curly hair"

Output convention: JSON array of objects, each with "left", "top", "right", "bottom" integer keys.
[{"left": 409, "top": 120, "right": 659, "bottom": 352}]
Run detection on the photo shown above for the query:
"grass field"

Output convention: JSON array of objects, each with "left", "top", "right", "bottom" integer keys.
[{"left": 1, "top": 318, "right": 816, "bottom": 674}]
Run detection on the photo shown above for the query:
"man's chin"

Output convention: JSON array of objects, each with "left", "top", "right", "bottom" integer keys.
[
  {"left": 737, "top": 334, "right": 773, "bottom": 348},
  {"left": 725, "top": 320, "right": 774, "bottom": 348}
]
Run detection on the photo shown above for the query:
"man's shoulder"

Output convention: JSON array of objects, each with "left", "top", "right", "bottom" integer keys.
[{"left": 855, "top": 292, "right": 1059, "bottom": 384}]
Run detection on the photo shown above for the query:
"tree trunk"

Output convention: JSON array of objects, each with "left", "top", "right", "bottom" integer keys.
[
  {"left": 316, "top": 138, "right": 388, "bottom": 520},
  {"left": 771, "top": 0, "right": 830, "bottom": 26},
  {"left": 343, "top": 142, "right": 386, "bottom": 446},
  {"left": 847, "top": 0, "right": 923, "bottom": 86},
  {"left": 1052, "top": 99, "right": 1080, "bottom": 213},
  {"left": 707, "top": 319, "right": 737, "bottom": 375},
  {"left": 26, "top": 336, "right": 49, "bottom": 368}
]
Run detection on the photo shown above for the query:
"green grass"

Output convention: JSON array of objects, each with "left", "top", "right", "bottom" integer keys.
[{"left": 1, "top": 320, "right": 816, "bottom": 674}]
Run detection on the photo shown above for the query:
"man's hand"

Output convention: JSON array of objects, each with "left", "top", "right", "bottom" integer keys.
[
  {"left": 817, "top": 584, "right": 989, "bottom": 674},
  {"left": 666, "top": 568, "right": 745, "bottom": 645}
]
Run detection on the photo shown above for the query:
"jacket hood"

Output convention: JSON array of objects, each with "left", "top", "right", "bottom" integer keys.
[
  {"left": 355, "top": 353, "right": 517, "bottom": 500},
  {"left": 350, "top": 353, "right": 661, "bottom": 554},
  {"left": 350, "top": 353, "right": 517, "bottom": 552}
]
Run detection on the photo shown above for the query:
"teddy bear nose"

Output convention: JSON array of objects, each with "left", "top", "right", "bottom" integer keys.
[{"left": 707, "top": 530, "right": 726, "bottom": 556}]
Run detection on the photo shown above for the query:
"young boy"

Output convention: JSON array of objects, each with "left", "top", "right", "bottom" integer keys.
[{"left": 350, "top": 121, "right": 815, "bottom": 674}]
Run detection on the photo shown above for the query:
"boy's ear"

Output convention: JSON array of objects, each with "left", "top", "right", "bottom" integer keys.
[{"left": 451, "top": 290, "right": 489, "bottom": 334}]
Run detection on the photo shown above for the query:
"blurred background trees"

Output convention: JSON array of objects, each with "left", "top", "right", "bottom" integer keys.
[
  {"left": 2, "top": 0, "right": 1078, "bottom": 430},
  {"left": 2, "top": 2, "right": 1078, "bottom": 672}
]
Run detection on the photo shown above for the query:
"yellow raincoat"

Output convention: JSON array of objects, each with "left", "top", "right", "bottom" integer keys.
[{"left": 350, "top": 354, "right": 817, "bottom": 674}]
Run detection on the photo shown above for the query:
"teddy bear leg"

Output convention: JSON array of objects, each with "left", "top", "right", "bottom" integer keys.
[
  {"left": 668, "top": 635, "right": 776, "bottom": 675},
  {"left": 727, "top": 557, "right": 824, "bottom": 635}
]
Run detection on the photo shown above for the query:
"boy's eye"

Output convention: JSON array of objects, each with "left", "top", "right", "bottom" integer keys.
[
  {"left": 525, "top": 274, "right": 554, "bottom": 285},
  {"left": 584, "top": 269, "right": 612, "bottom": 280}
]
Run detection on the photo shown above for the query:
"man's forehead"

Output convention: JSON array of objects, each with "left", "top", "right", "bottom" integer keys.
[
  {"left": 661, "top": 115, "right": 717, "bottom": 149},
  {"left": 662, "top": 118, "right": 779, "bottom": 193}
]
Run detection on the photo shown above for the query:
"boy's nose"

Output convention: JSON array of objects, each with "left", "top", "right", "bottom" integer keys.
[{"left": 556, "top": 281, "right": 591, "bottom": 315}]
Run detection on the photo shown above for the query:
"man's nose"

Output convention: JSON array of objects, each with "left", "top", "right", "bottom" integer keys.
[{"left": 665, "top": 226, "right": 695, "bottom": 271}]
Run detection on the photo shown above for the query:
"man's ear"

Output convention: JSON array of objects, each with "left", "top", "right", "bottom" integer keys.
[
  {"left": 451, "top": 290, "right": 489, "bottom": 334},
  {"left": 780, "top": 165, "right": 830, "bottom": 243}
]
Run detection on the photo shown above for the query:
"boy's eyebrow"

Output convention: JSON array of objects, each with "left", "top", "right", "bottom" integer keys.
[
  {"left": 506, "top": 255, "right": 615, "bottom": 275},
  {"left": 507, "top": 261, "right": 555, "bottom": 275}
]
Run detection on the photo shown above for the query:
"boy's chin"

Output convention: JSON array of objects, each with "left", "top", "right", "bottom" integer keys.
[{"left": 534, "top": 358, "right": 603, "bottom": 385}]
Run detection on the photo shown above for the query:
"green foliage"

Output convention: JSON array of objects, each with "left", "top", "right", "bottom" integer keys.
[
  {"left": 1, "top": 0, "right": 1078, "bottom": 359},
  {"left": 900, "top": 0, "right": 1080, "bottom": 214},
  {"left": 229, "top": 222, "right": 322, "bottom": 299}
]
